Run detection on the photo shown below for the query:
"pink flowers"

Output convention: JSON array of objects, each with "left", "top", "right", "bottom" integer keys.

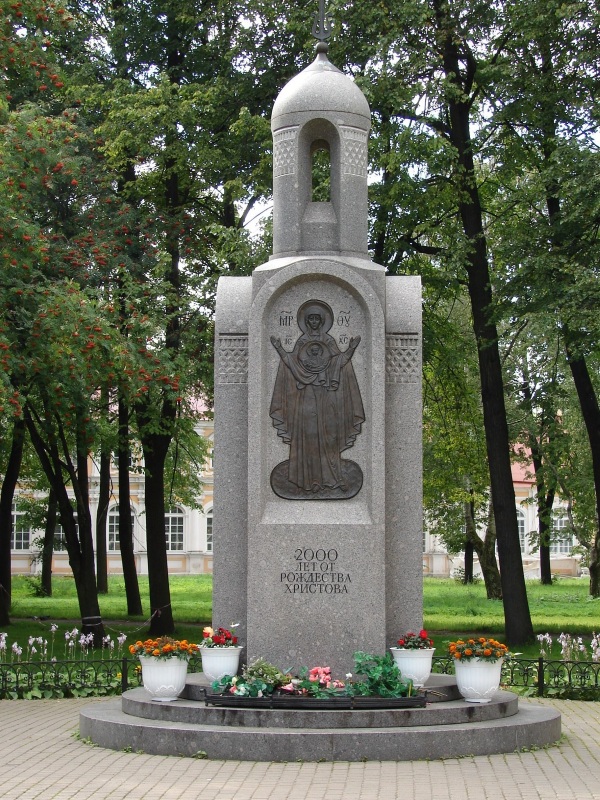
[
  {"left": 308, "top": 666, "right": 345, "bottom": 690},
  {"left": 309, "top": 665, "right": 331, "bottom": 685}
]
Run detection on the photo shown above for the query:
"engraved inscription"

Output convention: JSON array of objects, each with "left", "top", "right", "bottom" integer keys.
[
  {"left": 217, "top": 335, "right": 248, "bottom": 384},
  {"left": 281, "top": 548, "right": 351, "bottom": 594},
  {"left": 340, "top": 126, "right": 368, "bottom": 177},
  {"left": 279, "top": 311, "right": 294, "bottom": 326},
  {"left": 273, "top": 127, "right": 298, "bottom": 177},
  {"left": 385, "top": 334, "right": 420, "bottom": 384}
]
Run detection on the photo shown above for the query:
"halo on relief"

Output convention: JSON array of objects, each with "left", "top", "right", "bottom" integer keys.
[{"left": 297, "top": 299, "right": 334, "bottom": 334}]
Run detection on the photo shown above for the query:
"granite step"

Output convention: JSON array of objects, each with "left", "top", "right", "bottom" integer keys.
[{"left": 80, "top": 673, "right": 561, "bottom": 762}]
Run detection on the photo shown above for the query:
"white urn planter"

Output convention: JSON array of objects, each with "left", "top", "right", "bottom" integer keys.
[
  {"left": 139, "top": 655, "right": 189, "bottom": 702},
  {"left": 454, "top": 657, "right": 504, "bottom": 703},
  {"left": 200, "top": 646, "right": 242, "bottom": 682},
  {"left": 389, "top": 648, "right": 435, "bottom": 688}
]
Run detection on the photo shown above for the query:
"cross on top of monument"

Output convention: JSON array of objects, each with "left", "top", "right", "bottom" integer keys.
[{"left": 312, "top": 0, "right": 333, "bottom": 42}]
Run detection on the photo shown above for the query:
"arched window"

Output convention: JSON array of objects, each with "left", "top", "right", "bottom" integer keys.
[
  {"left": 311, "top": 141, "right": 331, "bottom": 202},
  {"left": 550, "top": 511, "right": 573, "bottom": 555},
  {"left": 165, "top": 506, "right": 184, "bottom": 551},
  {"left": 206, "top": 509, "right": 213, "bottom": 553},
  {"left": 107, "top": 505, "right": 134, "bottom": 552},
  {"left": 11, "top": 504, "right": 31, "bottom": 550},
  {"left": 517, "top": 508, "right": 527, "bottom": 553}
]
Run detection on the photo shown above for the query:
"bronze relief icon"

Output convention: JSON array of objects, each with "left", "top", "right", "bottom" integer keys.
[{"left": 269, "top": 299, "right": 364, "bottom": 499}]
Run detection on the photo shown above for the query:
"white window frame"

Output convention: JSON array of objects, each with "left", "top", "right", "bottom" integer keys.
[
  {"left": 517, "top": 508, "right": 527, "bottom": 554},
  {"left": 107, "top": 505, "right": 135, "bottom": 552},
  {"left": 206, "top": 508, "right": 213, "bottom": 553},
  {"left": 165, "top": 506, "right": 184, "bottom": 551},
  {"left": 550, "top": 511, "right": 573, "bottom": 555},
  {"left": 11, "top": 504, "right": 31, "bottom": 551},
  {"left": 54, "top": 524, "right": 68, "bottom": 552}
]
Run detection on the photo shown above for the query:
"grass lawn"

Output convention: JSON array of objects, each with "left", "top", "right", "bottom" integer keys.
[
  {"left": 10, "top": 574, "right": 212, "bottom": 624},
  {"left": 424, "top": 577, "right": 600, "bottom": 634},
  {"left": 4, "top": 574, "right": 599, "bottom": 660}
]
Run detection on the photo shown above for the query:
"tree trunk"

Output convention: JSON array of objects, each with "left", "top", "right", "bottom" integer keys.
[
  {"left": 118, "top": 396, "right": 143, "bottom": 615},
  {"left": 590, "top": 529, "right": 600, "bottom": 597},
  {"left": 434, "top": 0, "right": 533, "bottom": 642},
  {"left": 463, "top": 538, "right": 474, "bottom": 583},
  {"left": 72, "top": 420, "right": 105, "bottom": 644},
  {"left": 566, "top": 351, "right": 600, "bottom": 597},
  {"left": 24, "top": 401, "right": 105, "bottom": 643},
  {"left": 519, "top": 373, "right": 555, "bottom": 585},
  {"left": 40, "top": 489, "right": 58, "bottom": 597},
  {"left": 462, "top": 498, "right": 475, "bottom": 583},
  {"left": 536, "top": 44, "right": 600, "bottom": 596},
  {"left": 96, "top": 448, "right": 110, "bottom": 594},
  {"left": 0, "top": 417, "right": 25, "bottom": 625},
  {"left": 465, "top": 496, "right": 502, "bottom": 600},
  {"left": 538, "top": 493, "right": 554, "bottom": 585},
  {"left": 140, "top": 434, "right": 174, "bottom": 634},
  {"left": 479, "top": 502, "right": 503, "bottom": 600}
]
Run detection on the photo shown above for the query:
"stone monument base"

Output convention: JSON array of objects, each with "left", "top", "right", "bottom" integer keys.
[{"left": 80, "top": 673, "right": 561, "bottom": 762}]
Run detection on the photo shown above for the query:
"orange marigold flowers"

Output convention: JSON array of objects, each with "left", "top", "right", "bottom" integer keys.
[
  {"left": 129, "top": 636, "right": 199, "bottom": 661},
  {"left": 446, "top": 637, "right": 511, "bottom": 663}
]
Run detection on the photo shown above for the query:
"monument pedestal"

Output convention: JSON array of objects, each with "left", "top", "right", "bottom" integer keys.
[{"left": 80, "top": 675, "right": 562, "bottom": 761}]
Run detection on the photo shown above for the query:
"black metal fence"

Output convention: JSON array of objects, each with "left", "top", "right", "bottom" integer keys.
[
  {"left": 432, "top": 656, "right": 600, "bottom": 697},
  {"left": 0, "top": 654, "right": 203, "bottom": 699},
  {"left": 1, "top": 655, "right": 599, "bottom": 699}
]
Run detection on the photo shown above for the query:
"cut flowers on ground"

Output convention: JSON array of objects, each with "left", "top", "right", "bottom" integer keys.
[
  {"left": 447, "top": 637, "right": 509, "bottom": 662},
  {"left": 395, "top": 630, "right": 434, "bottom": 649},
  {"left": 211, "top": 651, "right": 418, "bottom": 698},
  {"left": 129, "top": 637, "right": 198, "bottom": 660},
  {"left": 201, "top": 625, "right": 240, "bottom": 647}
]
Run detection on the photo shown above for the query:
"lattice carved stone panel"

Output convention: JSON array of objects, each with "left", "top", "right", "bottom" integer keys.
[
  {"left": 385, "top": 335, "right": 420, "bottom": 384},
  {"left": 341, "top": 127, "right": 368, "bottom": 177},
  {"left": 217, "top": 335, "right": 249, "bottom": 384},
  {"left": 273, "top": 127, "right": 298, "bottom": 177}
]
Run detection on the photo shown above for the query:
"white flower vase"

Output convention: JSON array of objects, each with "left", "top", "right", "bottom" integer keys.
[
  {"left": 200, "top": 646, "right": 242, "bottom": 682},
  {"left": 389, "top": 648, "right": 435, "bottom": 688},
  {"left": 139, "top": 655, "right": 189, "bottom": 702},
  {"left": 454, "top": 657, "right": 504, "bottom": 703}
]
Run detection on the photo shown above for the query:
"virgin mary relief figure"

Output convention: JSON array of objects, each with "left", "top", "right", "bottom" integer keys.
[{"left": 269, "top": 300, "right": 365, "bottom": 500}]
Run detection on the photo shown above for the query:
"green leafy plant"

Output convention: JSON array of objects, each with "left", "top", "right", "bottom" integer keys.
[
  {"left": 351, "top": 652, "right": 414, "bottom": 698},
  {"left": 212, "top": 658, "right": 289, "bottom": 697}
]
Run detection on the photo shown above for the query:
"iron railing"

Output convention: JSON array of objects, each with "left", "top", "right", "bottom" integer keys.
[
  {"left": 432, "top": 655, "right": 600, "bottom": 697},
  {"left": 0, "top": 653, "right": 203, "bottom": 699},
  {"left": 1, "top": 655, "right": 598, "bottom": 699}
]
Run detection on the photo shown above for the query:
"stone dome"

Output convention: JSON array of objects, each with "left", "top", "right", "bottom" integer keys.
[{"left": 272, "top": 44, "right": 370, "bottom": 125}]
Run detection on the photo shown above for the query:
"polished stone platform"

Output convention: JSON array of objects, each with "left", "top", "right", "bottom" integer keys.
[{"left": 79, "top": 673, "right": 561, "bottom": 762}]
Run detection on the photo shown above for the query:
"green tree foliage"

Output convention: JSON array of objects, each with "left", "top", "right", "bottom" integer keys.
[{"left": 2, "top": 0, "right": 599, "bottom": 635}]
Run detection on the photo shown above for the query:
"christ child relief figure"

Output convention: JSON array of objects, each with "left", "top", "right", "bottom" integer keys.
[{"left": 269, "top": 299, "right": 365, "bottom": 500}]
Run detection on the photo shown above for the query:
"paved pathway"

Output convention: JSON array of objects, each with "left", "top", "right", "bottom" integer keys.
[{"left": 1, "top": 697, "right": 599, "bottom": 799}]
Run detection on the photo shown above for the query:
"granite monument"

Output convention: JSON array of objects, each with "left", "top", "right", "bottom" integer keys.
[{"left": 213, "top": 35, "right": 422, "bottom": 674}]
